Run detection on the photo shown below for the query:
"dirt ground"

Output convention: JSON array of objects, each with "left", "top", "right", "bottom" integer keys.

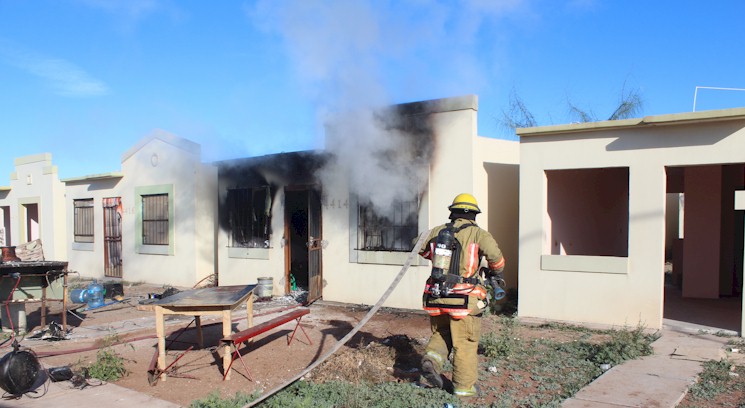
[
  {"left": 0, "top": 281, "right": 661, "bottom": 407},
  {"left": 1, "top": 282, "right": 436, "bottom": 407}
]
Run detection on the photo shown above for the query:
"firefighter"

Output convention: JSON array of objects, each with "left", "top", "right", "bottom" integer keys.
[{"left": 417, "top": 193, "right": 505, "bottom": 397}]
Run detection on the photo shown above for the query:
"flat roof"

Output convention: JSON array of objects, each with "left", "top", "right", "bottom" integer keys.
[
  {"left": 516, "top": 107, "right": 745, "bottom": 138},
  {"left": 61, "top": 172, "right": 124, "bottom": 183}
]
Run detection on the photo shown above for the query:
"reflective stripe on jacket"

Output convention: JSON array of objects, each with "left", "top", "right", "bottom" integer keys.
[{"left": 419, "top": 218, "right": 504, "bottom": 318}]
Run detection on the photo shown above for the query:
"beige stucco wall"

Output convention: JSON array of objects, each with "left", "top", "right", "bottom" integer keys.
[
  {"left": 63, "top": 130, "right": 217, "bottom": 287},
  {"left": 65, "top": 176, "right": 123, "bottom": 278},
  {"left": 517, "top": 109, "right": 745, "bottom": 329},
  {"left": 118, "top": 131, "right": 217, "bottom": 287},
  {"left": 320, "top": 95, "right": 520, "bottom": 310},
  {"left": 0, "top": 154, "right": 67, "bottom": 261},
  {"left": 216, "top": 187, "right": 286, "bottom": 290}
]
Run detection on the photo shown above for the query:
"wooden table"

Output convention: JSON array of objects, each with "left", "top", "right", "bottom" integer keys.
[{"left": 148, "top": 284, "right": 256, "bottom": 380}]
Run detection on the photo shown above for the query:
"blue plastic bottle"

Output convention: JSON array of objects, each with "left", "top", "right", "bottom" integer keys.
[{"left": 87, "top": 280, "right": 104, "bottom": 309}]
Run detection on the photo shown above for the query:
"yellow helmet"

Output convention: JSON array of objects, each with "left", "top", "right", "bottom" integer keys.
[{"left": 448, "top": 193, "right": 481, "bottom": 213}]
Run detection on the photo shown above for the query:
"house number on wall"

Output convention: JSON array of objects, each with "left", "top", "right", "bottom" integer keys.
[{"left": 322, "top": 198, "right": 348, "bottom": 209}]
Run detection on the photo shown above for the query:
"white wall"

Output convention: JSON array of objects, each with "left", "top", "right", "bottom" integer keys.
[
  {"left": 65, "top": 176, "right": 123, "bottom": 278},
  {"left": 0, "top": 154, "right": 67, "bottom": 261}
]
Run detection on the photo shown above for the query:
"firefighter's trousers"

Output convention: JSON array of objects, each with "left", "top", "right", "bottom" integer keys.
[{"left": 424, "top": 312, "right": 482, "bottom": 392}]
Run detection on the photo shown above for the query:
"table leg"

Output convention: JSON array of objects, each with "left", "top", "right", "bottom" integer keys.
[
  {"left": 222, "top": 309, "right": 232, "bottom": 380},
  {"left": 41, "top": 286, "right": 47, "bottom": 328},
  {"left": 155, "top": 306, "right": 167, "bottom": 381},
  {"left": 247, "top": 293, "right": 254, "bottom": 328},
  {"left": 62, "top": 273, "right": 68, "bottom": 331},
  {"left": 195, "top": 316, "right": 203, "bottom": 349}
]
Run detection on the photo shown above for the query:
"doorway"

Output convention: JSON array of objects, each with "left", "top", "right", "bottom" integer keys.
[
  {"left": 103, "top": 197, "right": 123, "bottom": 278},
  {"left": 23, "top": 203, "right": 39, "bottom": 242},
  {"left": 284, "top": 188, "right": 323, "bottom": 304},
  {"left": 663, "top": 165, "right": 744, "bottom": 333}
]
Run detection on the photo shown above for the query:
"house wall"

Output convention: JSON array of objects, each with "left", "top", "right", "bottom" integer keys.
[
  {"left": 0, "top": 154, "right": 67, "bottom": 261},
  {"left": 64, "top": 131, "right": 217, "bottom": 288},
  {"left": 216, "top": 187, "right": 286, "bottom": 290},
  {"left": 65, "top": 177, "right": 123, "bottom": 277},
  {"left": 478, "top": 138, "right": 520, "bottom": 288},
  {"left": 518, "top": 111, "right": 745, "bottom": 329},
  {"left": 118, "top": 133, "right": 216, "bottom": 287},
  {"left": 320, "top": 95, "right": 520, "bottom": 310}
]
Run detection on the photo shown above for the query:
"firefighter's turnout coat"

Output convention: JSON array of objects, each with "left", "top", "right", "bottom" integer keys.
[{"left": 419, "top": 218, "right": 505, "bottom": 319}]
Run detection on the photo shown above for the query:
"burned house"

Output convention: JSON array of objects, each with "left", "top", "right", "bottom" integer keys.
[{"left": 215, "top": 95, "right": 520, "bottom": 310}]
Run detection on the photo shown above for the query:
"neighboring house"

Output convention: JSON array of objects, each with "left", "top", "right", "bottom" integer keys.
[
  {"left": 0, "top": 95, "right": 520, "bottom": 312},
  {"left": 0, "top": 154, "right": 67, "bottom": 261},
  {"left": 63, "top": 130, "right": 218, "bottom": 288},
  {"left": 517, "top": 108, "right": 745, "bottom": 332}
]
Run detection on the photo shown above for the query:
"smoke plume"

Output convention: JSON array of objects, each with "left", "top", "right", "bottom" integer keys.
[{"left": 248, "top": 0, "right": 523, "bottom": 214}]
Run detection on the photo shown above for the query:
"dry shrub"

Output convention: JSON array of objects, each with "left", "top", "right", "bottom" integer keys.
[{"left": 310, "top": 334, "right": 424, "bottom": 384}]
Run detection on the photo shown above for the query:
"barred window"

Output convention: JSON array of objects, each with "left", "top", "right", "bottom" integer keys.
[
  {"left": 73, "top": 199, "right": 94, "bottom": 243},
  {"left": 142, "top": 194, "right": 169, "bottom": 245},
  {"left": 358, "top": 200, "right": 418, "bottom": 252},
  {"left": 227, "top": 187, "right": 272, "bottom": 248}
]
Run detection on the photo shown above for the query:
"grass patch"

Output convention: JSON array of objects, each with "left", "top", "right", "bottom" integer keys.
[
  {"left": 85, "top": 335, "right": 131, "bottom": 381},
  {"left": 209, "top": 318, "right": 659, "bottom": 408},
  {"left": 190, "top": 391, "right": 260, "bottom": 408},
  {"left": 685, "top": 359, "right": 736, "bottom": 401},
  {"left": 259, "top": 381, "right": 459, "bottom": 408}
]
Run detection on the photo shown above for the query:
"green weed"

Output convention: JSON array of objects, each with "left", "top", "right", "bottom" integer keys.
[
  {"left": 259, "top": 380, "right": 459, "bottom": 408},
  {"left": 189, "top": 391, "right": 260, "bottom": 408},
  {"left": 481, "top": 315, "right": 520, "bottom": 358},
  {"left": 86, "top": 335, "right": 131, "bottom": 381},
  {"left": 687, "top": 359, "right": 735, "bottom": 400}
]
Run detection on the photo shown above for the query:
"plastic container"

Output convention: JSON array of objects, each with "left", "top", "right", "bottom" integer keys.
[
  {"left": 87, "top": 280, "right": 104, "bottom": 309},
  {"left": 257, "top": 277, "right": 273, "bottom": 299},
  {"left": 70, "top": 280, "right": 105, "bottom": 308},
  {"left": 70, "top": 288, "right": 90, "bottom": 304}
]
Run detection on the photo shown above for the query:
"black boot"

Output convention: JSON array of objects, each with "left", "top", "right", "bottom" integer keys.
[{"left": 420, "top": 358, "right": 444, "bottom": 389}]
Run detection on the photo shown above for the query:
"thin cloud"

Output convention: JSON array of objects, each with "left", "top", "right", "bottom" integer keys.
[
  {"left": 0, "top": 41, "right": 109, "bottom": 97},
  {"left": 75, "top": 0, "right": 185, "bottom": 30},
  {"left": 76, "top": 0, "right": 160, "bottom": 20}
]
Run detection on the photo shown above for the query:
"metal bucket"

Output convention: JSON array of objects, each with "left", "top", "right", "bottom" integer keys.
[{"left": 256, "top": 277, "right": 273, "bottom": 299}]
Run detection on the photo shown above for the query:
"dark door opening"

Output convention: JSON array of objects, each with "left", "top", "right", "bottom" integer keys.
[
  {"left": 284, "top": 188, "right": 323, "bottom": 304},
  {"left": 285, "top": 190, "right": 310, "bottom": 292}
]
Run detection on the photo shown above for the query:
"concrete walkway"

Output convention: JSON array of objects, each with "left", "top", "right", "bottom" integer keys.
[
  {"left": 1, "top": 380, "right": 181, "bottom": 408},
  {"left": 563, "top": 321, "right": 741, "bottom": 408}
]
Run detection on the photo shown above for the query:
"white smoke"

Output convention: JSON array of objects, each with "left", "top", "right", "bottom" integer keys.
[{"left": 247, "top": 0, "right": 525, "bottom": 214}]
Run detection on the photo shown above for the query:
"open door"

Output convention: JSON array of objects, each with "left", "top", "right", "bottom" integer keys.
[
  {"left": 284, "top": 188, "right": 323, "bottom": 304},
  {"left": 307, "top": 189, "right": 323, "bottom": 303},
  {"left": 103, "top": 197, "right": 123, "bottom": 278}
]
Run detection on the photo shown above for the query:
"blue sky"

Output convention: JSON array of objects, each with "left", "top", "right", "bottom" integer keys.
[{"left": 1, "top": 0, "right": 744, "bottom": 183}]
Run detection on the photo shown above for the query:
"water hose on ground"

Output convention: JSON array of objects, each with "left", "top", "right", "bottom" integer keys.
[{"left": 243, "top": 229, "right": 430, "bottom": 408}]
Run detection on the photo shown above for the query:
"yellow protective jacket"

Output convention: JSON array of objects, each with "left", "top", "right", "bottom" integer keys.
[{"left": 419, "top": 218, "right": 505, "bottom": 318}]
